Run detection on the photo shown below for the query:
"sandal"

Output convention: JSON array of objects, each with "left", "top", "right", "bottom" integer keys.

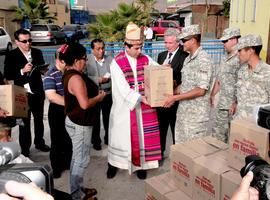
[{"left": 82, "top": 188, "right": 97, "bottom": 197}]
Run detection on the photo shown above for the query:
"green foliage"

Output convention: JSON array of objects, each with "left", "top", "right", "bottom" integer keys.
[
  {"left": 223, "top": 0, "right": 230, "bottom": 18},
  {"left": 11, "top": 0, "right": 57, "bottom": 24},
  {"left": 89, "top": 0, "right": 157, "bottom": 42}
]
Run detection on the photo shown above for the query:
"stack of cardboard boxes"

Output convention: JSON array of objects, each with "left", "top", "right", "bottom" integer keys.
[{"left": 145, "top": 119, "right": 270, "bottom": 200}]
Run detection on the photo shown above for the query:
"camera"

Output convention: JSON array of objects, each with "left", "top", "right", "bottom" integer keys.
[
  {"left": 257, "top": 105, "right": 270, "bottom": 130},
  {"left": 0, "top": 163, "right": 53, "bottom": 194},
  {"left": 241, "top": 155, "right": 270, "bottom": 200},
  {"left": 0, "top": 142, "right": 53, "bottom": 194}
]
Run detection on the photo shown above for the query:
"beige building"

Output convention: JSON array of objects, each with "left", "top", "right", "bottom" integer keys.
[
  {"left": 45, "top": 0, "right": 70, "bottom": 26},
  {"left": 0, "top": 1, "right": 20, "bottom": 38}
]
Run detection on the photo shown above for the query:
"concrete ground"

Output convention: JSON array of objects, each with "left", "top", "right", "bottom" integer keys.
[{"left": 11, "top": 99, "right": 174, "bottom": 200}]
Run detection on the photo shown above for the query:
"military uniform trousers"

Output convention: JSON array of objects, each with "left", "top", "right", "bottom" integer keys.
[{"left": 212, "top": 109, "right": 231, "bottom": 143}]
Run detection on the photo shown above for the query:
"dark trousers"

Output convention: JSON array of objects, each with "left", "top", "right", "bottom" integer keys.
[
  {"left": 91, "top": 94, "right": 112, "bottom": 145},
  {"left": 145, "top": 39, "right": 152, "bottom": 55},
  {"left": 19, "top": 94, "right": 45, "bottom": 155},
  {"left": 48, "top": 103, "right": 72, "bottom": 173},
  {"left": 156, "top": 102, "right": 179, "bottom": 156}
]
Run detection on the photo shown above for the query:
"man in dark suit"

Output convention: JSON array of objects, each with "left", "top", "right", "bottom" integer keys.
[
  {"left": 157, "top": 28, "right": 188, "bottom": 160},
  {"left": 4, "top": 29, "right": 50, "bottom": 157}
]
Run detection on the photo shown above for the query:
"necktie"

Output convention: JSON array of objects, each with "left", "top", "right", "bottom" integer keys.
[{"left": 168, "top": 53, "right": 173, "bottom": 64}]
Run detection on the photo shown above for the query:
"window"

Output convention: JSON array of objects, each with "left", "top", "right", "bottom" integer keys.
[
  {"left": 0, "top": 28, "right": 5, "bottom": 36},
  {"left": 161, "top": 22, "right": 169, "bottom": 28},
  {"left": 236, "top": 0, "right": 239, "bottom": 22},
  {"left": 230, "top": 0, "right": 234, "bottom": 22},
  {"left": 169, "top": 22, "right": 177, "bottom": 28},
  {"left": 252, "top": 0, "right": 257, "bottom": 22},
  {"left": 243, "top": 0, "right": 246, "bottom": 22}
]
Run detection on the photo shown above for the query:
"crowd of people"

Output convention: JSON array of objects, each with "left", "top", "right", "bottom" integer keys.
[{"left": 0, "top": 21, "right": 269, "bottom": 199}]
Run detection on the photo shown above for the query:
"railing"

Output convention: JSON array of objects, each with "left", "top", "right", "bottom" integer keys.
[{"left": 41, "top": 40, "right": 225, "bottom": 70}]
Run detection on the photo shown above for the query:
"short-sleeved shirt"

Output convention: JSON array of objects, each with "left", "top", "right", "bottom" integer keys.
[
  {"left": 235, "top": 60, "right": 270, "bottom": 119},
  {"left": 216, "top": 52, "right": 240, "bottom": 109},
  {"left": 43, "top": 66, "right": 64, "bottom": 96},
  {"left": 178, "top": 46, "right": 214, "bottom": 123}
]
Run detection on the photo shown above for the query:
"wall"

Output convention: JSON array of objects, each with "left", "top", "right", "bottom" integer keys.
[
  {"left": 191, "top": 5, "right": 229, "bottom": 38},
  {"left": 48, "top": 4, "right": 70, "bottom": 26},
  {"left": 0, "top": 1, "right": 20, "bottom": 39},
  {"left": 230, "top": 0, "right": 270, "bottom": 61}
]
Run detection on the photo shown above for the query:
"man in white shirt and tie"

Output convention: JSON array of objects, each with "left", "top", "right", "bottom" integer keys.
[{"left": 156, "top": 28, "right": 188, "bottom": 161}]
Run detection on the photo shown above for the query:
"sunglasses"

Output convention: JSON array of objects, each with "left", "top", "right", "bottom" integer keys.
[
  {"left": 221, "top": 40, "right": 229, "bottom": 44},
  {"left": 19, "top": 39, "right": 32, "bottom": 44},
  {"left": 181, "top": 37, "right": 192, "bottom": 43}
]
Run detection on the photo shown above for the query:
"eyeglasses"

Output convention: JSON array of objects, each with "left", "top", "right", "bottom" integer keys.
[{"left": 19, "top": 39, "right": 32, "bottom": 44}]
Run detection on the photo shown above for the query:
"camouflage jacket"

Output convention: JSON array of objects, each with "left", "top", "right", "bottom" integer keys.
[
  {"left": 216, "top": 52, "right": 240, "bottom": 109},
  {"left": 235, "top": 60, "right": 270, "bottom": 119},
  {"left": 178, "top": 46, "right": 214, "bottom": 122}
]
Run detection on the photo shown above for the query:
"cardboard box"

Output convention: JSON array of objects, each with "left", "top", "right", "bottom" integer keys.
[
  {"left": 202, "top": 136, "right": 229, "bottom": 150},
  {"left": 170, "top": 145, "right": 200, "bottom": 197},
  {"left": 0, "top": 85, "right": 28, "bottom": 118},
  {"left": 184, "top": 136, "right": 228, "bottom": 155},
  {"left": 228, "top": 119, "right": 270, "bottom": 170},
  {"left": 207, "top": 149, "right": 230, "bottom": 162},
  {"left": 221, "top": 169, "right": 241, "bottom": 200},
  {"left": 164, "top": 189, "right": 192, "bottom": 200},
  {"left": 193, "top": 156, "right": 231, "bottom": 200},
  {"left": 170, "top": 136, "right": 227, "bottom": 197},
  {"left": 145, "top": 172, "right": 177, "bottom": 200},
  {"left": 144, "top": 65, "right": 173, "bottom": 107}
]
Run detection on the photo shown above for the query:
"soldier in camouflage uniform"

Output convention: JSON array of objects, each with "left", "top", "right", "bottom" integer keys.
[
  {"left": 210, "top": 28, "right": 241, "bottom": 143},
  {"left": 163, "top": 24, "right": 214, "bottom": 143},
  {"left": 234, "top": 34, "right": 270, "bottom": 119}
]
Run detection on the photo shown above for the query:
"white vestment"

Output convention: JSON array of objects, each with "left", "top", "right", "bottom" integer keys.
[{"left": 108, "top": 52, "right": 159, "bottom": 174}]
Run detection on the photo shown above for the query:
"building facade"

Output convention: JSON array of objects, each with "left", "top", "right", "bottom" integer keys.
[
  {"left": 0, "top": 1, "right": 20, "bottom": 38},
  {"left": 230, "top": 0, "right": 270, "bottom": 63}
]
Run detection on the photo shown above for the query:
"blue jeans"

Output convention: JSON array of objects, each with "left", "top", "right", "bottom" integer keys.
[{"left": 65, "top": 116, "right": 92, "bottom": 200}]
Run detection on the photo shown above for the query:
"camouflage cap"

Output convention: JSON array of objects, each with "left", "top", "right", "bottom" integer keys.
[
  {"left": 219, "top": 27, "right": 241, "bottom": 41},
  {"left": 179, "top": 24, "right": 201, "bottom": 39},
  {"left": 237, "top": 34, "right": 262, "bottom": 50}
]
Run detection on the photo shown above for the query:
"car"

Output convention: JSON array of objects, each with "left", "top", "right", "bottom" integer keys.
[
  {"left": 79, "top": 24, "right": 89, "bottom": 38},
  {"left": 30, "top": 24, "right": 67, "bottom": 45},
  {"left": 62, "top": 24, "right": 85, "bottom": 42},
  {"left": 0, "top": 27, "right": 12, "bottom": 53},
  {"left": 150, "top": 20, "right": 182, "bottom": 40}
]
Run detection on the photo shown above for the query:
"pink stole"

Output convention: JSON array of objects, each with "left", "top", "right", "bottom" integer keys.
[{"left": 115, "top": 52, "right": 161, "bottom": 167}]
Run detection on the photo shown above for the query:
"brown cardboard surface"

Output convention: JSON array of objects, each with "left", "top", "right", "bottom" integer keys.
[
  {"left": 193, "top": 156, "right": 231, "bottom": 200},
  {"left": 170, "top": 144, "right": 200, "bottom": 197},
  {"left": 144, "top": 65, "right": 173, "bottom": 107},
  {"left": 228, "top": 119, "right": 270, "bottom": 170},
  {"left": 183, "top": 138, "right": 221, "bottom": 155},
  {"left": 170, "top": 136, "right": 226, "bottom": 198},
  {"left": 202, "top": 136, "right": 229, "bottom": 150},
  {"left": 145, "top": 172, "right": 178, "bottom": 200},
  {"left": 0, "top": 85, "right": 28, "bottom": 118},
  {"left": 207, "top": 149, "right": 230, "bottom": 162},
  {"left": 221, "top": 169, "right": 241, "bottom": 200},
  {"left": 164, "top": 189, "right": 192, "bottom": 200}
]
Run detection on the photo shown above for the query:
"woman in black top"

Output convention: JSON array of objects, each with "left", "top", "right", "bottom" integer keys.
[{"left": 61, "top": 43, "right": 105, "bottom": 200}]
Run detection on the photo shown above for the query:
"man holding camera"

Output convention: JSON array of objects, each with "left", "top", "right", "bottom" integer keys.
[{"left": 4, "top": 29, "right": 50, "bottom": 157}]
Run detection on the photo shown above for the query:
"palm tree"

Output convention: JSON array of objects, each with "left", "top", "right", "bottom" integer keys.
[
  {"left": 135, "top": 0, "right": 157, "bottom": 25},
  {"left": 11, "top": 0, "right": 56, "bottom": 25},
  {"left": 89, "top": 1, "right": 157, "bottom": 42}
]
